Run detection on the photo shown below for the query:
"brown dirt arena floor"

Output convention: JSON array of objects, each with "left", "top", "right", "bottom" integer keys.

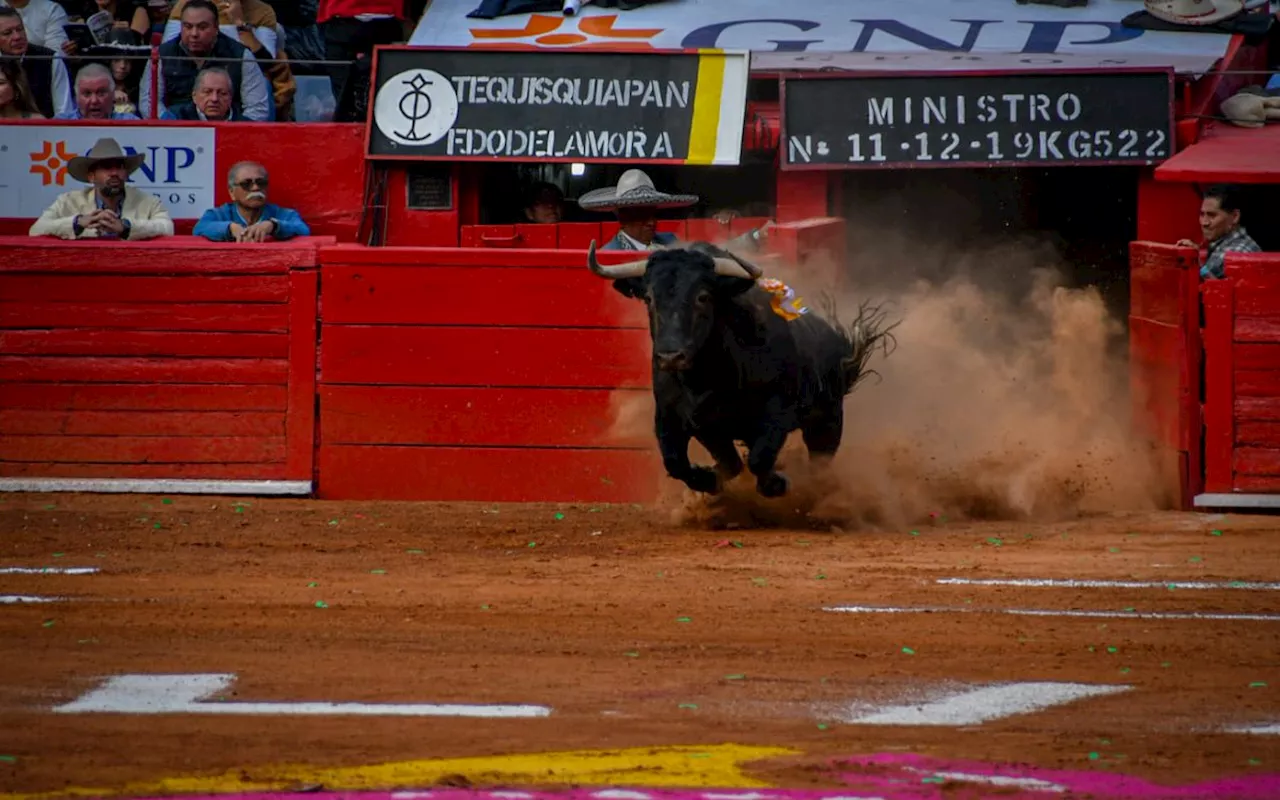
[{"left": 1, "top": 492, "right": 1279, "bottom": 798}]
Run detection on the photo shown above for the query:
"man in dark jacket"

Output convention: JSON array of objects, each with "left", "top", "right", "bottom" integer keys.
[
  {"left": 0, "top": 5, "right": 72, "bottom": 117},
  {"left": 138, "top": 0, "right": 269, "bottom": 119}
]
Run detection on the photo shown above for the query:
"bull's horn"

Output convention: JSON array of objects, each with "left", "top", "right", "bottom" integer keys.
[
  {"left": 724, "top": 250, "right": 763, "bottom": 279},
  {"left": 712, "top": 256, "right": 757, "bottom": 280},
  {"left": 587, "top": 239, "right": 648, "bottom": 280}
]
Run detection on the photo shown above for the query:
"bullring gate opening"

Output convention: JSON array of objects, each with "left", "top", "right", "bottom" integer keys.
[{"left": 0, "top": 1, "right": 1277, "bottom": 511}]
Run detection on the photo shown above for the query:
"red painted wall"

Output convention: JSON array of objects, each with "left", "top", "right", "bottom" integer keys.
[{"left": 0, "top": 236, "right": 326, "bottom": 482}]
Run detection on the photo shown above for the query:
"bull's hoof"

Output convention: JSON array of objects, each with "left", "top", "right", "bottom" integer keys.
[
  {"left": 757, "top": 471, "right": 789, "bottom": 498},
  {"left": 685, "top": 467, "right": 721, "bottom": 494}
]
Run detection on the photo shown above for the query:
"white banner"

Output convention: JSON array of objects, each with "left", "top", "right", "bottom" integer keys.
[
  {"left": 409, "top": 0, "right": 1233, "bottom": 75},
  {"left": 0, "top": 125, "right": 216, "bottom": 220}
]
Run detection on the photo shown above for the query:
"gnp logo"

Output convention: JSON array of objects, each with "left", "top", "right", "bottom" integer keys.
[
  {"left": 28, "top": 141, "right": 75, "bottom": 186},
  {"left": 30, "top": 140, "right": 203, "bottom": 185},
  {"left": 468, "top": 13, "right": 660, "bottom": 50}
]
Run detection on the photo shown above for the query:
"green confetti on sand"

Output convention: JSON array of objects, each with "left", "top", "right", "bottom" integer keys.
[
  {"left": 901, "top": 647, "right": 916, "bottom": 655},
  {"left": 52, "top": 552, "right": 65, "bottom": 558},
  {"left": 1189, "top": 556, "right": 1202, "bottom": 563},
  {"left": 480, "top": 604, "right": 491, "bottom": 610},
  {"left": 797, "top": 540, "right": 811, "bottom": 546},
  {"left": 306, "top": 581, "right": 318, "bottom": 587},
  {"left": 314, "top": 601, "right": 328, "bottom": 609},
  {"left": 1119, "top": 667, "right": 1131, "bottom": 674},
  {"left": 909, "top": 530, "right": 920, "bottom": 536},
  {"left": 1099, "top": 739, "right": 1111, "bottom": 745},
  {"left": 921, "top": 776, "right": 945, "bottom": 785},
  {"left": 724, "top": 674, "right": 745, "bottom": 681},
  {"left": 153, "top": 523, "right": 162, "bottom": 530},
  {"left": 751, "top": 577, "right": 768, "bottom": 587},
  {"left": 0, "top": 755, "right": 15, "bottom": 763},
  {"left": 554, "top": 513, "right": 565, "bottom": 520},
  {"left": 162, "top": 498, "right": 173, "bottom": 505},
  {"left": 328, "top": 519, "right": 339, "bottom": 526},
  {"left": 1249, "top": 759, "right": 1262, "bottom": 766},
  {"left": 406, "top": 549, "right": 424, "bottom": 554},
  {"left": 817, "top": 724, "right": 828, "bottom": 730},
  {"left": 687, "top": 753, "right": 712, "bottom": 759},
  {"left": 42, "top": 620, "right": 55, "bottom": 628},
  {"left": 676, "top": 616, "right": 692, "bottom": 623},
  {"left": 43, "top": 504, "right": 56, "bottom": 510},
  {"left": 234, "top": 507, "right": 244, "bottom": 514},
  {"left": 1088, "top": 752, "right": 1101, "bottom": 761},
  {"left": 1108, "top": 547, "right": 1120, "bottom": 554},
  {"left": 1161, "top": 662, "right": 1171, "bottom": 668},
  {"left": 623, "top": 651, "right": 639, "bottom": 657},
  {"left": 370, "top": 569, "right": 386, "bottom": 575},
  {"left": 987, "top": 537, "right": 1003, "bottom": 547},
  {"left": 1250, "top": 681, "right": 1268, "bottom": 688},
  {"left": 1123, "top": 607, "right": 1136, "bottom": 612},
  {"left": 815, "top": 573, "right": 826, "bottom": 580},
  {"left": 1211, "top": 529, "right": 1224, "bottom": 536},
  {"left": 678, "top": 703, "right": 698, "bottom": 710},
  {"left": 1107, "top": 646, "right": 1118, "bottom": 654}
]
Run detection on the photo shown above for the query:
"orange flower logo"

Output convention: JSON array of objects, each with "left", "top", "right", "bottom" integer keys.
[
  {"left": 29, "top": 140, "right": 76, "bottom": 186},
  {"left": 469, "top": 14, "right": 661, "bottom": 50}
]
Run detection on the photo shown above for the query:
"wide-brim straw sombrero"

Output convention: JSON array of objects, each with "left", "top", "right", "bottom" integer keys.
[
  {"left": 67, "top": 137, "right": 146, "bottom": 184},
  {"left": 1143, "top": 0, "right": 1246, "bottom": 25},
  {"left": 577, "top": 168, "right": 699, "bottom": 212}
]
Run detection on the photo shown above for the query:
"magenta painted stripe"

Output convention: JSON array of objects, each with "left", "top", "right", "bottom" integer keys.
[{"left": 124, "top": 752, "right": 1280, "bottom": 800}]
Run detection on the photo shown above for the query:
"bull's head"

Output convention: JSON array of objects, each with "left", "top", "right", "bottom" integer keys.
[{"left": 587, "top": 240, "right": 763, "bottom": 372}]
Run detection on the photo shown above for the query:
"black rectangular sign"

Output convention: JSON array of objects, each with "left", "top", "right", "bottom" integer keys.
[
  {"left": 781, "top": 70, "right": 1173, "bottom": 170},
  {"left": 367, "top": 47, "right": 748, "bottom": 165}
]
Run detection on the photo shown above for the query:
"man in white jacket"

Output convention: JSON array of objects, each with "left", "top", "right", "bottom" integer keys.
[{"left": 30, "top": 137, "right": 175, "bottom": 241}]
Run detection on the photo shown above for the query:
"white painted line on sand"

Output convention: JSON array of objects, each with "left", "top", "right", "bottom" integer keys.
[
  {"left": 53, "top": 674, "right": 553, "bottom": 718},
  {"left": 0, "top": 567, "right": 99, "bottom": 575},
  {"left": 0, "top": 595, "right": 64, "bottom": 604},
  {"left": 936, "top": 577, "right": 1280, "bottom": 591},
  {"left": 906, "top": 768, "right": 1068, "bottom": 792},
  {"left": 824, "top": 605, "right": 1280, "bottom": 622},
  {"left": 1229, "top": 724, "right": 1280, "bottom": 735},
  {"left": 841, "top": 682, "right": 1129, "bottom": 727},
  {"left": 0, "top": 478, "right": 311, "bottom": 495}
]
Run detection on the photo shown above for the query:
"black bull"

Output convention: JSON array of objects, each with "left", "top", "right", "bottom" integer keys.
[{"left": 587, "top": 239, "right": 896, "bottom": 498}]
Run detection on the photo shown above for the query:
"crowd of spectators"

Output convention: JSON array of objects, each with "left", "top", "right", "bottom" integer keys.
[{"left": 0, "top": 0, "right": 428, "bottom": 122}]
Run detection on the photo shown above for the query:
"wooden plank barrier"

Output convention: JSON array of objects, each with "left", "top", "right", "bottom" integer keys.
[
  {"left": 0, "top": 236, "right": 330, "bottom": 493},
  {"left": 1201, "top": 251, "right": 1280, "bottom": 505},
  {"left": 1127, "top": 241, "right": 1202, "bottom": 509},
  {"left": 315, "top": 245, "right": 662, "bottom": 503},
  {"left": 458, "top": 218, "right": 773, "bottom": 250}
]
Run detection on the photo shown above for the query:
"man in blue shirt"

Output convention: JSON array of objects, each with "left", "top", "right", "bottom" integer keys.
[
  {"left": 193, "top": 161, "right": 310, "bottom": 242},
  {"left": 54, "top": 63, "right": 138, "bottom": 120}
]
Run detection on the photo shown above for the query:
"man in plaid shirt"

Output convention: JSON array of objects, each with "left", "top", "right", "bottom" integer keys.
[{"left": 1178, "top": 184, "right": 1262, "bottom": 280}]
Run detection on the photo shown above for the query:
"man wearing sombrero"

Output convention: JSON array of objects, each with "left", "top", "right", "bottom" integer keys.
[
  {"left": 29, "top": 137, "right": 174, "bottom": 241},
  {"left": 579, "top": 168, "right": 769, "bottom": 252}
]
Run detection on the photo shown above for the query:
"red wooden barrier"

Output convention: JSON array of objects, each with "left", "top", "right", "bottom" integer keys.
[
  {"left": 0, "top": 236, "right": 329, "bottom": 490},
  {"left": 1127, "top": 241, "right": 1202, "bottom": 508},
  {"left": 315, "top": 245, "right": 661, "bottom": 503},
  {"left": 1202, "top": 252, "right": 1280, "bottom": 504},
  {"left": 458, "top": 218, "right": 774, "bottom": 250}
]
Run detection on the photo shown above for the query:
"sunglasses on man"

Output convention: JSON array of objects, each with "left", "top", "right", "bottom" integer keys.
[{"left": 235, "top": 177, "right": 268, "bottom": 190}]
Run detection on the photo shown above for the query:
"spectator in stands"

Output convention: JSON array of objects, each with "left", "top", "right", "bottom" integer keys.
[
  {"left": 139, "top": 0, "right": 268, "bottom": 119},
  {"left": 523, "top": 182, "right": 564, "bottom": 224},
  {"left": 61, "top": 0, "right": 149, "bottom": 39},
  {"left": 143, "top": 0, "right": 168, "bottom": 36},
  {"left": 165, "top": 0, "right": 295, "bottom": 120},
  {"left": 161, "top": 64, "right": 234, "bottom": 118},
  {"left": 0, "top": 6, "right": 73, "bottom": 116},
  {"left": 319, "top": 0, "right": 404, "bottom": 123},
  {"left": 1178, "top": 184, "right": 1262, "bottom": 280},
  {"left": 56, "top": 61, "right": 138, "bottom": 117},
  {"left": 193, "top": 161, "right": 310, "bottom": 242},
  {"left": 579, "top": 169, "right": 770, "bottom": 252},
  {"left": 105, "top": 28, "right": 142, "bottom": 111},
  {"left": 262, "top": 0, "right": 321, "bottom": 76},
  {"left": 0, "top": 0, "right": 68, "bottom": 50},
  {"left": 30, "top": 136, "right": 174, "bottom": 241},
  {"left": 0, "top": 56, "right": 44, "bottom": 116}
]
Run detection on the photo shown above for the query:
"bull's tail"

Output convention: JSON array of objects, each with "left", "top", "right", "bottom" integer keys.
[{"left": 816, "top": 294, "right": 899, "bottom": 396}]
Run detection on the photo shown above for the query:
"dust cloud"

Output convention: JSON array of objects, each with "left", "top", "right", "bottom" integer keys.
[{"left": 606, "top": 223, "right": 1177, "bottom": 531}]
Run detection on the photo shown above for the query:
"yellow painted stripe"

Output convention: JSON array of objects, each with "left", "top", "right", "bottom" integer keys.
[
  {"left": 687, "top": 50, "right": 728, "bottom": 165},
  {"left": 0, "top": 743, "right": 799, "bottom": 800}
]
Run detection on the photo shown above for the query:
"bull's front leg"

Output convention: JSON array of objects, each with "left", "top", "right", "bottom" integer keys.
[
  {"left": 746, "top": 418, "right": 791, "bottom": 498},
  {"left": 656, "top": 410, "right": 720, "bottom": 494}
]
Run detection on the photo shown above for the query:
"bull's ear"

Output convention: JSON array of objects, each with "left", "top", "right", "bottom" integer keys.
[
  {"left": 612, "top": 278, "right": 646, "bottom": 299},
  {"left": 712, "top": 275, "right": 757, "bottom": 297}
]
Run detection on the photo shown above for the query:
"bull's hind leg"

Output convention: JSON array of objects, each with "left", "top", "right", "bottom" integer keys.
[
  {"left": 802, "top": 406, "right": 844, "bottom": 470},
  {"left": 695, "top": 433, "right": 744, "bottom": 482}
]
